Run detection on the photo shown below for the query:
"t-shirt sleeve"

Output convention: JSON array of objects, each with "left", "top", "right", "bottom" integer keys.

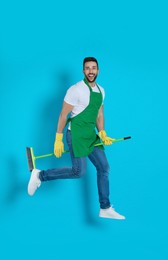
[
  {"left": 101, "top": 88, "right": 105, "bottom": 101},
  {"left": 64, "top": 86, "right": 79, "bottom": 106}
]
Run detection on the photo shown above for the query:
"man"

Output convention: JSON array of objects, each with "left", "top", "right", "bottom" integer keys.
[{"left": 28, "top": 57, "right": 125, "bottom": 220}]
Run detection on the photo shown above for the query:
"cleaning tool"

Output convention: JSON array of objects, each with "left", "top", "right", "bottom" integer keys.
[{"left": 26, "top": 136, "right": 131, "bottom": 172}]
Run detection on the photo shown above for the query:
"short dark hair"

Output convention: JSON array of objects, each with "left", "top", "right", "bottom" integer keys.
[{"left": 83, "top": 57, "right": 99, "bottom": 69}]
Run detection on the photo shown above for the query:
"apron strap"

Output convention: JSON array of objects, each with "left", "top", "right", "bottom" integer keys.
[
  {"left": 66, "top": 79, "right": 102, "bottom": 126},
  {"left": 83, "top": 78, "right": 102, "bottom": 95}
]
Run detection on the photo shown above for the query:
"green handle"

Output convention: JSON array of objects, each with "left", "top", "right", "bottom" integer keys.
[
  {"left": 35, "top": 153, "right": 54, "bottom": 159},
  {"left": 34, "top": 136, "right": 131, "bottom": 159},
  {"left": 92, "top": 136, "right": 131, "bottom": 147}
]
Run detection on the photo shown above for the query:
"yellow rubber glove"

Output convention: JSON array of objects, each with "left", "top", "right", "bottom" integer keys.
[
  {"left": 54, "top": 133, "right": 64, "bottom": 158},
  {"left": 98, "top": 130, "right": 113, "bottom": 145}
]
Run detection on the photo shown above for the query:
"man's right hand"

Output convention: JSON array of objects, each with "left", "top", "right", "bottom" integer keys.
[{"left": 54, "top": 133, "right": 64, "bottom": 158}]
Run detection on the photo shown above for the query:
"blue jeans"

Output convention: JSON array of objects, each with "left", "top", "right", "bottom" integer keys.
[{"left": 39, "top": 130, "right": 111, "bottom": 209}]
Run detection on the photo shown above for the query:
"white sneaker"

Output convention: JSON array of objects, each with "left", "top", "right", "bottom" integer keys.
[
  {"left": 28, "top": 169, "right": 41, "bottom": 196},
  {"left": 99, "top": 206, "right": 125, "bottom": 220}
]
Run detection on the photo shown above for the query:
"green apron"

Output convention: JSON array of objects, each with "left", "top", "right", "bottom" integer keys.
[{"left": 69, "top": 79, "right": 104, "bottom": 157}]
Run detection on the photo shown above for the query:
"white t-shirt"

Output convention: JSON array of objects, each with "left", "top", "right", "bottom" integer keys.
[{"left": 64, "top": 80, "right": 105, "bottom": 118}]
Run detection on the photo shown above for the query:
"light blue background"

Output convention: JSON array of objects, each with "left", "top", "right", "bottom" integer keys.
[{"left": 0, "top": 0, "right": 168, "bottom": 259}]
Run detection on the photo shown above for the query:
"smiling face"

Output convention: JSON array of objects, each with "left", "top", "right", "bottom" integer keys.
[{"left": 83, "top": 61, "right": 99, "bottom": 84}]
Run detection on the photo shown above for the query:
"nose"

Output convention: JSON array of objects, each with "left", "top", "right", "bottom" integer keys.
[{"left": 89, "top": 68, "right": 93, "bottom": 73}]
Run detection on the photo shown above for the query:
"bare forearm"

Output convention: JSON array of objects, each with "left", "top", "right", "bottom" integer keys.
[
  {"left": 96, "top": 106, "right": 104, "bottom": 131},
  {"left": 56, "top": 101, "right": 74, "bottom": 134},
  {"left": 57, "top": 113, "right": 68, "bottom": 133},
  {"left": 96, "top": 116, "right": 104, "bottom": 131}
]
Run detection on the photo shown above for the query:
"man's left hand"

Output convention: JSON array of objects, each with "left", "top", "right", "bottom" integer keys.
[{"left": 98, "top": 130, "right": 114, "bottom": 145}]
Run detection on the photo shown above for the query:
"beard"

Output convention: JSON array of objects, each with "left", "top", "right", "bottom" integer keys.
[{"left": 85, "top": 74, "right": 98, "bottom": 83}]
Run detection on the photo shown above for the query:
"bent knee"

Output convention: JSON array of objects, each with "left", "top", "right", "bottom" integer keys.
[{"left": 72, "top": 166, "right": 86, "bottom": 178}]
